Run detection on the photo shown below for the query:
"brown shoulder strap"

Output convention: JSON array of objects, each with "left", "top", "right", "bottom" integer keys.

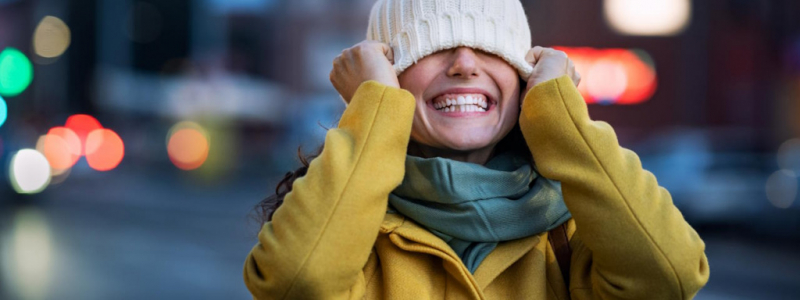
[{"left": 548, "top": 222, "right": 572, "bottom": 291}]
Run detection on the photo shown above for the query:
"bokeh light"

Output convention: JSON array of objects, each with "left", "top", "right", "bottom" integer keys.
[
  {"left": 585, "top": 59, "right": 628, "bottom": 103},
  {"left": 35, "top": 135, "right": 67, "bottom": 177},
  {"left": 167, "top": 121, "right": 210, "bottom": 170},
  {"left": 556, "top": 47, "right": 657, "bottom": 105},
  {"left": 777, "top": 138, "right": 800, "bottom": 173},
  {"left": 766, "top": 170, "right": 798, "bottom": 209},
  {"left": 84, "top": 129, "right": 124, "bottom": 171},
  {"left": 1, "top": 208, "right": 54, "bottom": 300},
  {"left": 65, "top": 114, "right": 102, "bottom": 155},
  {"left": 0, "top": 95, "right": 7, "bottom": 128},
  {"left": 604, "top": 0, "right": 692, "bottom": 36},
  {"left": 33, "top": 16, "right": 71, "bottom": 59},
  {"left": 0, "top": 47, "right": 34, "bottom": 97},
  {"left": 38, "top": 127, "right": 81, "bottom": 172},
  {"left": 617, "top": 49, "right": 658, "bottom": 104},
  {"left": 9, "top": 149, "right": 52, "bottom": 194}
]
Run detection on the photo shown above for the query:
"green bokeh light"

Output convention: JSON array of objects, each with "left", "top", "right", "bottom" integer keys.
[{"left": 0, "top": 48, "right": 34, "bottom": 97}]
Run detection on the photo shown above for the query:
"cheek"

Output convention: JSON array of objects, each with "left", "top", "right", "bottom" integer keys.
[{"left": 398, "top": 63, "right": 438, "bottom": 96}]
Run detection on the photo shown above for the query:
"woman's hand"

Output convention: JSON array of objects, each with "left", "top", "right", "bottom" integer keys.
[
  {"left": 520, "top": 46, "right": 581, "bottom": 106},
  {"left": 330, "top": 40, "right": 400, "bottom": 104}
]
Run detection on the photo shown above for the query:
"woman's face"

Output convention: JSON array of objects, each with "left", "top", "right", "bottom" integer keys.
[{"left": 398, "top": 47, "right": 522, "bottom": 154}]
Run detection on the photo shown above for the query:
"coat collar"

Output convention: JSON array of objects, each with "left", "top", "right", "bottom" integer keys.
[{"left": 379, "top": 212, "right": 543, "bottom": 291}]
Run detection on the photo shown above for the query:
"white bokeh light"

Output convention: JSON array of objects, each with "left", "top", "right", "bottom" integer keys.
[
  {"left": 9, "top": 149, "right": 52, "bottom": 194},
  {"left": 765, "top": 170, "right": 798, "bottom": 209},
  {"left": 604, "top": 0, "right": 692, "bottom": 36},
  {"left": 777, "top": 138, "right": 800, "bottom": 173}
]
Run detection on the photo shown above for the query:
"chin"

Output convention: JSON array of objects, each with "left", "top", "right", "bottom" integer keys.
[{"left": 435, "top": 131, "right": 497, "bottom": 152}]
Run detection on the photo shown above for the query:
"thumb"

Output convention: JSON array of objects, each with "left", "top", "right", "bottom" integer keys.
[{"left": 379, "top": 43, "right": 395, "bottom": 64}]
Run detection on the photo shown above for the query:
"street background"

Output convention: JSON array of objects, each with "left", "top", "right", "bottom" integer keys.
[{"left": 1, "top": 0, "right": 799, "bottom": 299}]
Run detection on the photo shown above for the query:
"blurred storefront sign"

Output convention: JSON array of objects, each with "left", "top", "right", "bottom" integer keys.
[
  {"left": 556, "top": 47, "right": 657, "bottom": 105},
  {"left": 94, "top": 67, "right": 286, "bottom": 123}
]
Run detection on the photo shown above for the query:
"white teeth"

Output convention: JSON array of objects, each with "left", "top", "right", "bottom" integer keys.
[
  {"left": 433, "top": 93, "right": 491, "bottom": 112},
  {"left": 436, "top": 104, "right": 488, "bottom": 113}
]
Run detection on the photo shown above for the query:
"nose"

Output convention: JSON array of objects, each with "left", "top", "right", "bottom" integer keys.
[{"left": 446, "top": 47, "right": 479, "bottom": 78}]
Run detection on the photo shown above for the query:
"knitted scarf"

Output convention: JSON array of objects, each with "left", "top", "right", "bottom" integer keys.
[{"left": 387, "top": 151, "right": 572, "bottom": 273}]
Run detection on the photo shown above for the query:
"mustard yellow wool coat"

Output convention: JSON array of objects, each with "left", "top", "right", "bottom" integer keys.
[{"left": 244, "top": 76, "right": 710, "bottom": 299}]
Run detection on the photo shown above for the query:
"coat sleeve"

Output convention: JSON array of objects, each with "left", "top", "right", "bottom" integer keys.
[
  {"left": 519, "top": 76, "right": 710, "bottom": 299},
  {"left": 243, "top": 80, "right": 415, "bottom": 300}
]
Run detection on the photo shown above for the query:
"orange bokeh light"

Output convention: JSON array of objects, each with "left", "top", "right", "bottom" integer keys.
[
  {"left": 41, "top": 127, "right": 81, "bottom": 170},
  {"left": 85, "top": 129, "right": 124, "bottom": 171},
  {"left": 167, "top": 125, "right": 209, "bottom": 171},
  {"left": 65, "top": 114, "right": 102, "bottom": 155}
]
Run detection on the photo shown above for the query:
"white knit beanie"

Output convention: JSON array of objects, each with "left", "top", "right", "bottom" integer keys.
[{"left": 366, "top": 0, "right": 534, "bottom": 79}]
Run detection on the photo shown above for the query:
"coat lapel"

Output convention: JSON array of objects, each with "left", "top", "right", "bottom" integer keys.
[
  {"left": 472, "top": 234, "right": 542, "bottom": 290},
  {"left": 379, "top": 213, "right": 543, "bottom": 296}
]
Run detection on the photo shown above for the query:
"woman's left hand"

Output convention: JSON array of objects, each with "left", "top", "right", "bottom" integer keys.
[{"left": 520, "top": 46, "right": 581, "bottom": 106}]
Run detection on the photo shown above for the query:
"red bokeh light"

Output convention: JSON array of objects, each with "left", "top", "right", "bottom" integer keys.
[
  {"left": 554, "top": 47, "right": 657, "bottom": 105},
  {"left": 85, "top": 129, "right": 124, "bottom": 171},
  {"left": 42, "top": 127, "right": 81, "bottom": 170},
  {"left": 65, "top": 114, "right": 102, "bottom": 155}
]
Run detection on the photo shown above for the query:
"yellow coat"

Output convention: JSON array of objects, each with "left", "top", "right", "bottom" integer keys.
[{"left": 244, "top": 76, "right": 710, "bottom": 299}]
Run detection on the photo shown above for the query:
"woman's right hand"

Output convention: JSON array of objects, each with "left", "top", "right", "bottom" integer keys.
[
  {"left": 520, "top": 46, "right": 581, "bottom": 108},
  {"left": 330, "top": 40, "right": 400, "bottom": 104}
]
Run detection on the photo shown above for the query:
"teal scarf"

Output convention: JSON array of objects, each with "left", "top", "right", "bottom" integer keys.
[{"left": 388, "top": 151, "right": 572, "bottom": 273}]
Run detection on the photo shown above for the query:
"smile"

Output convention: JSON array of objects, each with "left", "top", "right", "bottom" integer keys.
[{"left": 431, "top": 93, "right": 490, "bottom": 113}]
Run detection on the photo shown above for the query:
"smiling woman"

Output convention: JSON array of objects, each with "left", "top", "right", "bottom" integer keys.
[
  {"left": 246, "top": 0, "right": 709, "bottom": 299},
  {"left": 399, "top": 47, "right": 523, "bottom": 163}
]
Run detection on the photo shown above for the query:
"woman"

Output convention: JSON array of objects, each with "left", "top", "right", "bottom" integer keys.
[{"left": 245, "top": 0, "right": 710, "bottom": 299}]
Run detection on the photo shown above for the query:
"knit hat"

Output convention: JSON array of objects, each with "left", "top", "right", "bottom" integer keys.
[{"left": 366, "top": 0, "right": 534, "bottom": 79}]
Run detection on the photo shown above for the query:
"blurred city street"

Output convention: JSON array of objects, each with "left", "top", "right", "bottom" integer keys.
[
  {"left": 2, "top": 0, "right": 800, "bottom": 299},
  {"left": 2, "top": 165, "right": 800, "bottom": 299},
  {"left": 1, "top": 166, "right": 271, "bottom": 299}
]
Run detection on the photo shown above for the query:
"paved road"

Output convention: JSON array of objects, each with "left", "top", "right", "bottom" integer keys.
[{"left": 1, "top": 168, "right": 798, "bottom": 299}]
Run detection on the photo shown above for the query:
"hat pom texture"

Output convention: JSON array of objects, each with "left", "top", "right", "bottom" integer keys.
[{"left": 366, "top": 0, "right": 534, "bottom": 79}]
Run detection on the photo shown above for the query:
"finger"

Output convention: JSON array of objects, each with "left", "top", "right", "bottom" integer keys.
[
  {"left": 567, "top": 60, "right": 580, "bottom": 87},
  {"left": 567, "top": 59, "right": 575, "bottom": 77},
  {"left": 378, "top": 43, "right": 395, "bottom": 64},
  {"left": 524, "top": 48, "right": 536, "bottom": 65},
  {"left": 530, "top": 46, "right": 546, "bottom": 64}
]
